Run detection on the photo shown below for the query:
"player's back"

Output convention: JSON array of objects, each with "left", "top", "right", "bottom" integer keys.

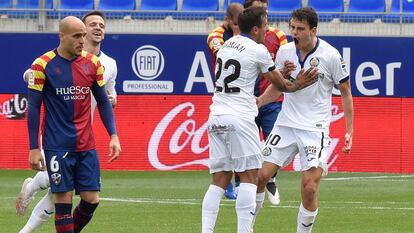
[
  {"left": 29, "top": 50, "right": 103, "bottom": 152},
  {"left": 210, "top": 35, "right": 275, "bottom": 118}
]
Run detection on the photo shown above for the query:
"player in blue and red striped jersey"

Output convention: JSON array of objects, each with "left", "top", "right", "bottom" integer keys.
[
  {"left": 27, "top": 16, "right": 121, "bottom": 233},
  {"left": 243, "top": 0, "right": 294, "bottom": 206}
]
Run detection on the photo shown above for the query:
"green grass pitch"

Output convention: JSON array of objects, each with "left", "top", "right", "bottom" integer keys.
[{"left": 1, "top": 170, "right": 413, "bottom": 232}]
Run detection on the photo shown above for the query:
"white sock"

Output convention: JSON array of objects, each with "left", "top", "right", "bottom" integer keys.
[
  {"left": 297, "top": 203, "right": 318, "bottom": 233},
  {"left": 202, "top": 184, "right": 225, "bottom": 233},
  {"left": 250, "top": 192, "right": 265, "bottom": 231},
  {"left": 19, "top": 190, "right": 54, "bottom": 233},
  {"left": 236, "top": 183, "right": 257, "bottom": 233},
  {"left": 26, "top": 171, "right": 50, "bottom": 196}
]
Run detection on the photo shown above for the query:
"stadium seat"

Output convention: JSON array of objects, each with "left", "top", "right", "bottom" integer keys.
[
  {"left": 135, "top": 0, "right": 177, "bottom": 20},
  {"left": 16, "top": 0, "right": 52, "bottom": 9},
  {"left": 61, "top": 0, "right": 94, "bottom": 10},
  {"left": 267, "top": 0, "right": 302, "bottom": 22},
  {"left": 0, "top": 0, "right": 11, "bottom": 16},
  {"left": 55, "top": 0, "right": 94, "bottom": 18},
  {"left": 0, "top": 0, "right": 12, "bottom": 8},
  {"left": 140, "top": 0, "right": 177, "bottom": 11},
  {"left": 181, "top": 0, "right": 219, "bottom": 11},
  {"left": 341, "top": 0, "right": 386, "bottom": 22},
  {"left": 384, "top": 0, "right": 414, "bottom": 23},
  {"left": 98, "top": 0, "right": 136, "bottom": 19},
  {"left": 14, "top": 0, "right": 53, "bottom": 18},
  {"left": 180, "top": 0, "right": 220, "bottom": 20},
  {"left": 307, "top": 0, "right": 344, "bottom": 22}
]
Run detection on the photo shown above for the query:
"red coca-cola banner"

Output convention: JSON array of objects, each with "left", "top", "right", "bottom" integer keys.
[{"left": 1, "top": 94, "right": 413, "bottom": 173}]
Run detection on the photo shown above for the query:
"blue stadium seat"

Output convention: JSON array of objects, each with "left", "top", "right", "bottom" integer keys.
[
  {"left": 267, "top": 0, "right": 302, "bottom": 22},
  {"left": 135, "top": 0, "right": 177, "bottom": 20},
  {"left": 140, "top": 0, "right": 177, "bottom": 11},
  {"left": 16, "top": 0, "right": 52, "bottom": 9},
  {"left": 56, "top": 0, "right": 94, "bottom": 18},
  {"left": 180, "top": 0, "right": 220, "bottom": 20},
  {"left": 0, "top": 0, "right": 12, "bottom": 8},
  {"left": 182, "top": 0, "right": 219, "bottom": 11},
  {"left": 0, "top": 0, "right": 12, "bottom": 16},
  {"left": 307, "top": 0, "right": 343, "bottom": 22},
  {"left": 14, "top": 0, "right": 53, "bottom": 18},
  {"left": 99, "top": 0, "right": 136, "bottom": 19},
  {"left": 61, "top": 0, "right": 94, "bottom": 10},
  {"left": 341, "top": 0, "right": 386, "bottom": 22},
  {"left": 384, "top": 0, "right": 414, "bottom": 23}
]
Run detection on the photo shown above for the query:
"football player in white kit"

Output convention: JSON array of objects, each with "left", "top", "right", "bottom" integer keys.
[
  {"left": 201, "top": 7, "right": 318, "bottom": 233},
  {"left": 16, "top": 11, "right": 118, "bottom": 233},
  {"left": 252, "top": 7, "right": 354, "bottom": 233}
]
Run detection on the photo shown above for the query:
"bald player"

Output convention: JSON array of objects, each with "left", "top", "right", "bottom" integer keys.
[{"left": 27, "top": 16, "right": 121, "bottom": 233}]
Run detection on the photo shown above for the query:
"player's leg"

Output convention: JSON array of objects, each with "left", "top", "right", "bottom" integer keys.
[
  {"left": 73, "top": 150, "right": 101, "bottom": 233},
  {"left": 235, "top": 168, "right": 258, "bottom": 233},
  {"left": 251, "top": 126, "right": 299, "bottom": 232},
  {"left": 203, "top": 115, "right": 234, "bottom": 233},
  {"left": 202, "top": 171, "right": 233, "bottom": 233},
  {"left": 16, "top": 170, "right": 50, "bottom": 215},
  {"left": 19, "top": 189, "right": 54, "bottom": 233},
  {"left": 295, "top": 129, "right": 329, "bottom": 233},
  {"left": 260, "top": 102, "right": 282, "bottom": 205},
  {"left": 44, "top": 150, "right": 76, "bottom": 233}
]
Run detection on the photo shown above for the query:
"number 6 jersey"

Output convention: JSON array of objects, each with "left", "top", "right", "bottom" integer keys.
[{"left": 210, "top": 34, "right": 275, "bottom": 118}]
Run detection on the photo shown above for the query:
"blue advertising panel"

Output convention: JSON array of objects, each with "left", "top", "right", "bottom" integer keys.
[{"left": 0, "top": 33, "right": 411, "bottom": 97}]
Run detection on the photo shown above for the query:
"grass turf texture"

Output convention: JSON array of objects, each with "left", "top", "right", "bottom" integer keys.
[{"left": 1, "top": 170, "right": 413, "bottom": 232}]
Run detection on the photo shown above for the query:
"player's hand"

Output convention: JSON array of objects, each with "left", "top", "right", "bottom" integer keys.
[
  {"left": 29, "top": 149, "right": 45, "bottom": 171},
  {"left": 294, "top": 67, "right": 318, "bottom": 90},
  {"left": 256, "top": 96, "right": 264, "bottom": 108},
  {"left": 342, "top": 133, "right": 352, "bottom": 153},
  {"left": 106, "top": 90, "right": 117, "bottom": 107},
  {"left": 282, "top": 60, "right": 296, "bottom": 79},
  {"left": 108, "top": 134, "right": 121, "bottom": 163}
]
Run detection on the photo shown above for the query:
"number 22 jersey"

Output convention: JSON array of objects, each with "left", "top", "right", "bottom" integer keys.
[{"left": 210, "top": 34, "right": 275, "bottom": 119}]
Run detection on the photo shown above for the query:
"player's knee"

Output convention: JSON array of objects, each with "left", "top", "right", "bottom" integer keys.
[{"left": 302, "top": 181, "right": 318, "bottom": 198}]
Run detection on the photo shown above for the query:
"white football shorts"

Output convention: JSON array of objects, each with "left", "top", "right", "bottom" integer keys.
[
  {"left": 262, "top": 125, "right": 331, "bottom": 176},
  {"left": 207, "top": 115, "right": 263, "bottom": 174}
]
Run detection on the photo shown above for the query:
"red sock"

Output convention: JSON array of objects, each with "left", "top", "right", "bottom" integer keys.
[
  {"left": 55, "top": 203, "right": 74, "bottom": 233},
  {"left": 73, "top": 199, "right": 99, "bottom": 233}
]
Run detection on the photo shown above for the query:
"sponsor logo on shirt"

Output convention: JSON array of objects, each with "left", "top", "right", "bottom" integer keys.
[{"left": 56, "top": 86, "right": 91, "bottom": 100}]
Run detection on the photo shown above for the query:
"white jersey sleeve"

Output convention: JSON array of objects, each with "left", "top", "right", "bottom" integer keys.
[
  {"left": 330, "top": 51, "right": 349, "bottom": 84},
  {"left": 256, "top": 44, "right": 276, "bottom": 73},
  {"left": 91, "top": 51, "right": 118, "bottom": 119}
]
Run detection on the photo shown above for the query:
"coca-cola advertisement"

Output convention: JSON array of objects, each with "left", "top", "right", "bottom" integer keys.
[{"left": 1, "top": 94, "right": 413, "bottom": 173}]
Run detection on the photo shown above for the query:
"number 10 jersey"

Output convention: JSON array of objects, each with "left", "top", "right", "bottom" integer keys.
[{"left": 210, "top": 35, "right": 275, "bottom": 119}]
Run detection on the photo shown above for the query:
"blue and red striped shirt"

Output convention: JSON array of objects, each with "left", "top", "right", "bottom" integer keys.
[{"left": 28, "top": 49, "right": 116, "bottom": 152}]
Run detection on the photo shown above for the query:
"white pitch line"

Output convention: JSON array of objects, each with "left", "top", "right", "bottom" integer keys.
[
  {"left": 99, "top": 197, "right": 414, "bottom": 211},
  {"left": 323, "top": 175, "right": 414, "bottom": 181}
]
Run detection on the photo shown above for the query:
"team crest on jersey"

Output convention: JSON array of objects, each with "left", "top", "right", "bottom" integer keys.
[
  {"left": 51, "top": 173, "right": 61, "bottom": 185},
  {"left": 211, "top": 38, "right": 222, "bottom": 51},
  {"left": 82, "top": 64, "right": 90, "bottom": 74},
  {"left": 261, "top": 146, "right": 272, "bottom": 156},
  {"left": 309, "top": 57, "right": 320, "bottom": 67},
  {"left": 54, "top": 67, "right": 62, "bottom": 76}
]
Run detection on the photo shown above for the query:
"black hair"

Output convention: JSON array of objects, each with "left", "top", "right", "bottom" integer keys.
[
  {"left": 290, "top": 7, "right": 318, "bottom": 28},
  {"left": 82, "top": 11, "right": 106, "bottom": 23},
  {"left": 238, "top": 6, "right": 267, "bottom": 34}
]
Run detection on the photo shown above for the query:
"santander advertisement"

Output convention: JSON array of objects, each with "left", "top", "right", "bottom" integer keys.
[{"left": 1, "top": 94, "right": 413, "bottom": 173}]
